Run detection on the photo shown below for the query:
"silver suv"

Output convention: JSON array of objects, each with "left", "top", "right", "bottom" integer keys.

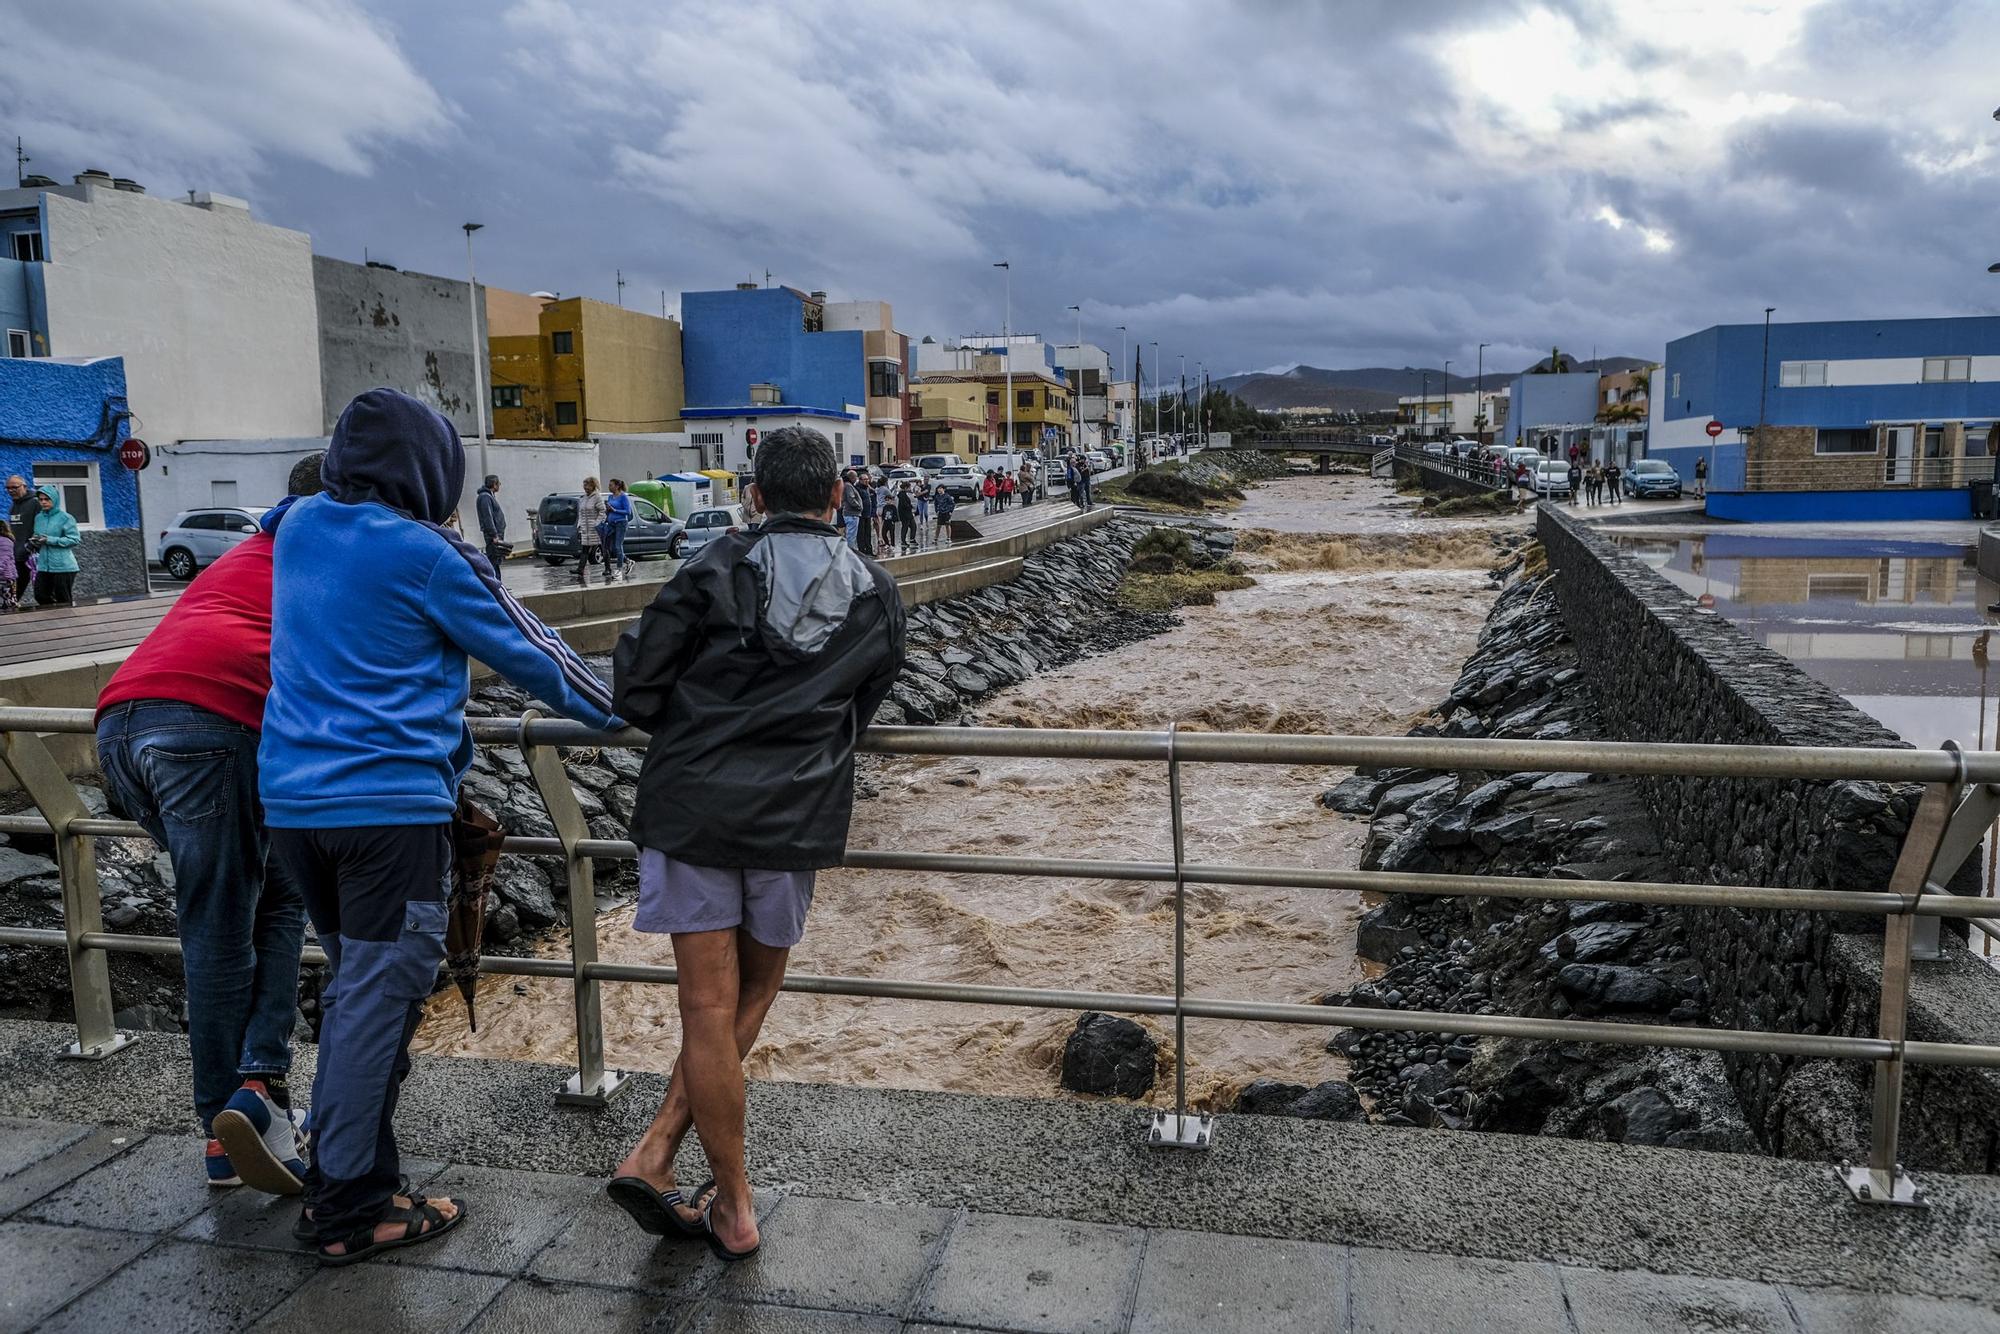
[{"left": 157, "top": 507, "right": 266, "bottom": 581}]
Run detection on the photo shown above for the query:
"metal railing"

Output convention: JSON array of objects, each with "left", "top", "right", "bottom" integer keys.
[
  {"left": 1741, "top": 456, "right": 1974, "bottom": 492},
  {"left": 1391, "top": 444, "right": 1511, "bottom": 492},
  {"left": 1, "top": 704, "right": 1997, "bottom": 1201}
]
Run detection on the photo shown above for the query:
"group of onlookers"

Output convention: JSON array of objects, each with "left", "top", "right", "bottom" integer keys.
[
  {"left": 840, "top": 468, "right": 952, "bottom": 556},
  {"left": 3, "top": 473, "right": 83, "bottom": 611}
]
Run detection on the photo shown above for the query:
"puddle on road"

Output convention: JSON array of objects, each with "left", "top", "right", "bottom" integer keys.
[{"left": 416, "top": 474, "right": 1521, "bottom": 1106}]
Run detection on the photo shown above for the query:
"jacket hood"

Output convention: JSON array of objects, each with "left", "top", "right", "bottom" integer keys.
[
  {"left": 35, "top": 485, "right": 61, "bottom": 511},
  {"left": 746, "top": 519, "right": 877, "bottom": 658},
  {"left": 323, "top": 388, "right": 463, "bottom": 524},
  {"left": 258, "top": 494, "right": 301, "bottom": 535}
]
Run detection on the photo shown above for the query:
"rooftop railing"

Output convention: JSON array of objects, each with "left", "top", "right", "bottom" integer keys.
[
  {"left": 0, "top": 704, "right": 1994, "bottom": 1205},
  {"left": 1741, "top": 455, "right": 1975, "bottom": 492}
]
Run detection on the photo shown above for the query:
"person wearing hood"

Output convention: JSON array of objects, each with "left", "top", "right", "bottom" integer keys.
[
  {"left": 96, "top": 454, "right": 327, "bottom": 1196},
  {"left": 28, "top": 484, "right": 81, "bottom": 607},
  {"left": 605, "top": 426, "right": 904, "bottom": 1263},
  {"left": 260, "top": 388, "right": 621, "bottom": 1266}
]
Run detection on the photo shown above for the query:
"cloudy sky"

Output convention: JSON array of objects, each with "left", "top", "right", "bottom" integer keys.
[{"left": 6, "top": 0, "right": 1998, "bottom": 378}]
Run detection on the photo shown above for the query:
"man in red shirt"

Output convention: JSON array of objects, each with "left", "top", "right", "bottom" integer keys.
[{"left": 95, "top": 454, "right": 324, "bottom": 1193}]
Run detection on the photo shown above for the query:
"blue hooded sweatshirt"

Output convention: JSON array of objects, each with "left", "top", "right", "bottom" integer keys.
[{"left": 260, "top": 388, "right": 619, "bottom": 829}]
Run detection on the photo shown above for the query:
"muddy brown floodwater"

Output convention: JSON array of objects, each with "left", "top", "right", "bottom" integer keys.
[{"left": 416, "top": 473, "right": 1527, "bottom": 1109}]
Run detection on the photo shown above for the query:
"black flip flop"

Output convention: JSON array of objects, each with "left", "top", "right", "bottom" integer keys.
[
  {"left": 701, "top": 1199, "right": 760, "bottom": 1262},
  {"left": 317, "top": 1196, "right": 466, "bottom": 1268},
  {"left": 607, "top": 1176, "right": 713, "bottom": 1238}
]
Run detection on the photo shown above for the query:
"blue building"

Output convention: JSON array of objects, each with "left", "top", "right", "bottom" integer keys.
[
  {"left": 1651, "top": 317, "right": 2000, "bottom": 521},
  {"left": 1502, "top": 371, "right": 1600, "bottom": 452},
  {"left": 0, "top": 355, "right": 146, "bottom": 598}
]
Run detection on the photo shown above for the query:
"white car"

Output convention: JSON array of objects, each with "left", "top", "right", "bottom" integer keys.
[
  {"left": 935, "top": 466, "right": 983, "bottom": 502},
  {"left": 680, "top": 503, "right": 749, "bottom": 555},
  {"left": 885, "top": 467, "right": 924, "bottom": 486},
  {"left": 1084, "top": 450, "right": 1113, "bottom": 471},
  {"left": 1531, "top": 460, "right": 1574, "bottom": 498},
  {"left": 157, "top": 506, "right": 267, "bottom": 581}
]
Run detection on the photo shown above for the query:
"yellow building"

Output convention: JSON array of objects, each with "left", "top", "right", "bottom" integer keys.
[
  {"left": 488, "top": 296, "right": 683, "bottom": 440},
  {"left": 910, "top": 381, "right": 996, "bottom": 459},
  {"left": 919, "top": 367, "right": 1073, "bottom": 453}
]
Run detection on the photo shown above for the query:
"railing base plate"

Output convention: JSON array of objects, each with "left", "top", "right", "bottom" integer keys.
[
  {"left": 59, "top": 1032, "right": 137, "bottom": 1062},
  {"left": 1148, "top": 1112, "right": 1215, "bottom": 1150},
  {"left": 557, "top": 1069, "right": 633, "bottom": 1109},
  {"left": 1838, "top": 1162, "right": 1928, "bottom": 1207}
]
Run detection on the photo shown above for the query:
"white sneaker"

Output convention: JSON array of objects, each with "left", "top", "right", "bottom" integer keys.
[{"left": 211, "top": 1079, "right": 308, "bottom": 1196}]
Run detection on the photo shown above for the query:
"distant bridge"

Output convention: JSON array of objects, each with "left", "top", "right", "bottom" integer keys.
[{"left": 1230, "top": 431, "right": 1381, "bottom": 466}]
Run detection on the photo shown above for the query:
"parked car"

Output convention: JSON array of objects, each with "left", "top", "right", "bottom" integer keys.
[
  {"left": 157, "top": 506, "right": 267, "bottom": 581},
  {"left": 1622, "top": 459, "right": 1683, "bottom": 499},
  {"left": 1504, "top": 447, "right": 1542, "bottom": 482},
  {"left": 935, "top": 465, "right": 983, "bottom": 502},
  {"left": 681, "top": 503, "right": 750, "bottom": 555},
  {"left": 534, "top": 491, "right": 686, "bottom": 564},
  {"left": 1084, "top": 450, "right": 1113, "bottom": 471},
  {"left": 911, "top": 453, "right": 962, "bottom": 474},
  {"left": 885, "top": 466, "right": 924, "bottom": 487},
  {"left": 1421, "top": 440, "right": 1448, "bottom": 457},
  {"left": 1531, "top": 460, "right": 1574, "bottom": 498}
]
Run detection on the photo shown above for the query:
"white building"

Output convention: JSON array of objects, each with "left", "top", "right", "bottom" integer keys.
[
  {"left": 682, "top": 406, "right": 864, "bottom": 473},
  {"left": 0, "top": 175, "right": 323, "bottom": 452},
  {"left": 1396, "top": 388, "right": 1510, "bottom": 438}
]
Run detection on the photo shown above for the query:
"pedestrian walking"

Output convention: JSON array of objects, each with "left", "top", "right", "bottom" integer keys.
[
  {"left": 476, "top": 475, "right": 509, "bottom": 568},
  {"left": 260, "top": 389, "right": 620, "bottom": 1266},
  {"left": 0, "top": 526, "right": 17, "bottom": 613},
  {"left": 28, "top": 485, "right": 80, "bottom": 607},
  {"left": 577, "top": 477, "right": 607, "bottom": 584},
  {"left": 1000, "top": 471, "right": 1015, "bottom": 511},
  {"left": 608, "top": 426, "right": 905, "bottom": 1263},
  {"left": 604, "top": 478, "right": 634, "bottom": 577},
  {"left": 914, "top": 480, "right": 931, "bottom": 548},
  {"left": 1605, "top": 462, "right": 1623, "bottom": 505},
  {"left": 95, "top": 452, "right": 326, "bottom": 1195},
  {"left": 1076, "top": 457, "right": 1094, "bottom": 511},
  {"left": 981, "top": 471, "right": 998, "bottom": 515},
  {"left": 1695, "top": 455, "right": 1708, "bottom": 498},
  {"left": 895, "top": 482, "right": 917, "bottom": 553},
  {"left": 840, "top": 469, "right": 863, "bottom": 546},
  {"left": 857, "top": 472, "right": 877, "bottom": 556},
  {"left": 6, "top": 475, "right": 36, "bottom": 601}
]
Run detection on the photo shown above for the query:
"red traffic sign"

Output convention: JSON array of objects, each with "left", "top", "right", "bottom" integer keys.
[
  {"left": 745, "top": 427, "right": 760, "bottom": 447},
  {"left": 119, "top": 437, "right": 151, "bottom": 471},
  {"left": 1705, "top": 420, "right": 1725, "bottom": 439}
]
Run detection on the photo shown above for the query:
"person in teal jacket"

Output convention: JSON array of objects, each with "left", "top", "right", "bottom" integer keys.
[{"left": 29, "top": 485, "right": 80, "bottom": 608}]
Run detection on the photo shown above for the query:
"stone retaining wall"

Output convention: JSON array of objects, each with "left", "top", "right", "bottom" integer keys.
[{"left": 1538, "top": 504, "right": 2000, "bottom": 1170}]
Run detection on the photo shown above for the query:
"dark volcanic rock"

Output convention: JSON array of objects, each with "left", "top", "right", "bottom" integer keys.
[
  {"left": 1555, "top": 963, "right": 1674, "bottom": 1013},
  {"left": 1600, "top": 1085, "right": 1688, "bottom": 1146},
  {"left": 1061, "top": 1012, "right": 1157, "bottom": 1098}
]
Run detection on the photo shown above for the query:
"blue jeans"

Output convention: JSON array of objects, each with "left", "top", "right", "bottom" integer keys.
[
  {"left": 97, "top": 700, "right": 304, "bottom": 1132},
  {"left": 603, "top": 519, "right": 628, "bottom": 566},
  {"left": 843, "top": 515, "right": 859, "bottom": 545}
]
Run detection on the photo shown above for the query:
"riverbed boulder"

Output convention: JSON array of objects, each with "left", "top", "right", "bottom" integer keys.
[
  {"left": 1538, "top": 921, "right": 1642, "bottom": 965},
  {"left": 1234, "top": 1078, "right": 1363, "bottom": 1121},
  {"left": 1061, "top": 1012, "right": 1156, "bottom": 1098},
  {"left": 1599, "top": 1085, "right": 1687, "bottom": 1146},
  {"left": 1555, "top": 963, "right": 1674, "bottom": 1013}
]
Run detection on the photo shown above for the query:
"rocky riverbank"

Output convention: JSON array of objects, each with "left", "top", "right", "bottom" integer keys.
[
  {"left": 1312, "top": 544, "right": 1759, "bottom": 1152},
  {"left": 0, "top": 517, "right": 1191, "bottom": 1036}
]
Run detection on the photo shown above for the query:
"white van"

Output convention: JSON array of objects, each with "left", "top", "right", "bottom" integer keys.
[{"left": 911, "top": 453, "right": 963, "bottom": 473}]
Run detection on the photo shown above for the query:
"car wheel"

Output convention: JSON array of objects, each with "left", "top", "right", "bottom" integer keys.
[
  {"left": 163, "top": 547, "right": 197, "bottom": 581},
  {"left": 542, "top": 555, "right": 568, "bottom": 566},
  {"left": 669, "top": 532, "right": 687, "bottom": 559}
]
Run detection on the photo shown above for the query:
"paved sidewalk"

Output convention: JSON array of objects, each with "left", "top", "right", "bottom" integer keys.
[{"left": 3, "top": 1116, "right": 1996, "bottom": 1333}]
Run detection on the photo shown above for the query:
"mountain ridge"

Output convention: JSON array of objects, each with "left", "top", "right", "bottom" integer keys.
[{"left": 1215, "top": 356, "right": 1651, "bottom": 412}]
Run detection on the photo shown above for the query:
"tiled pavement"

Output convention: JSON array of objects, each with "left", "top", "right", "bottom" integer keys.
[{"left": 3, "top": 1118, "right": 1996, "bottom": 1333}]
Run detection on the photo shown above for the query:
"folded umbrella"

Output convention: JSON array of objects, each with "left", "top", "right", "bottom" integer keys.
[{"left": 446, "top": 792, "right": 507, "bottom": 1029}]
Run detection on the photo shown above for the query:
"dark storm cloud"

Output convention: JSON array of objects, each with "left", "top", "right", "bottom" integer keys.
[{"left": 6, "top": 0, "right": 1999, "bottom": 377}]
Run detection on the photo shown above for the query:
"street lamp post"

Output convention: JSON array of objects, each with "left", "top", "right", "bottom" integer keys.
[
  {"left": 463, "top": 223, "right": 492, "bottom": 484},
  {"left": 1420, "top": 372, "right": 1430, "bottom": 440},
  {"left": 1758, "top": 305, "right": 1776, "bottom": 437},
  {"left": 1443, "top": 359, "right": 1454, "bottom": 439},
  {"left": 1476, "top": 342, "right": 1488, "bottom": 440},
  {"left": 995, "top": 262, "right": 1012, "bottom": 457},
  {"left": 1116, "top": 325, "right": 1128, "bottom": 444},
  {"left": 1178, "top": 354, "right": 1187, "bottom": 447},
  {"left": 1150, "top": 341, "right": 1159, "bottom": 439},
  {"left": 1068, "top": 303, "right": 1083, "bottom": 456}
]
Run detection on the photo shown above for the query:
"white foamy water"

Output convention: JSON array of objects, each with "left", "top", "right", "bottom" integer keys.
[{"left": 415, "top": 474, "right": 1523, "bottom": 1107}]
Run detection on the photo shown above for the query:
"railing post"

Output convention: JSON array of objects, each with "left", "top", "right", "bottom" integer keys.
[
  {"left": 1150, "top": 723, "right": 1214, "bottom": 1150},
  {"left": 521, "top": 710, "right": 630, "bottom": 1108},
  {"left": 0, "top": 701, "right": 134, "bottom": 1060},
  {"left": 1841, "top": 779, "right": 1955, "bottom": 1206}
]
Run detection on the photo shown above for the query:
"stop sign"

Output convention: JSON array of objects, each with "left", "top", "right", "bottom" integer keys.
[
  {"left": 1705, "top": 420, "right": 1724, "bottom": 439},
  {"left": 119, "top": 437, "right": 151, "bottom": 470},
  {"left": 745, "top": 427, "right": 759, "bottom": 447}
]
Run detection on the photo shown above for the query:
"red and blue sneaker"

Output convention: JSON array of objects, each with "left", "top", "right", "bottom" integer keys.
[
  {"left": 204, "top": 1138, "right": 241, "bottom": 1187},
  {"left": 211, "top": 1079, "right": 309, "bottom": 1196}
]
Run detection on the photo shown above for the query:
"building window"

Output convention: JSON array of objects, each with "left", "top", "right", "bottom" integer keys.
[
  {"left": 554, "top": 400, "right": 578, "bottom": 426},
  {"left": 1923, "top": 425, "right": 1945, "bottom": 459},
  {"left": 986, "top": 391, "right": 999, "bottom": 406},
  {"left": 1968, "top": 426, "right": 1991, "bottom": 457},
  {"left": 690, "top": 431, "right": 724, "bottom": 447},
  {"left": 32, "top": 462, "right": 97, "bottom": 527},
  {"left": 1017, "top": 389, "right": 1033, "bottom": 409},
  {"left": 492, "top": 385, "right": 523, "bottom": 410},
  {"left": 1814, "top": 428, "right": 1875, "bottom": 455},
  {"left": 834, "top": 432, "right": 845, "bottom": 447},
  {"left": 210, "top": 480, "right": 238, "bottom": 506},
  {"left": 868, "top": 362, "right": 900, "bottom": 398},
  {"left": 1779, "top": 361, "right": 1827, "bottom": 387},
  {"left": 551, "top": 330, "right": 574, "bottom": 355},
  {"left": 1922, "top": 356, "right": 1970, "bottom": 383},
  {"left": 10, "top": 231, "right": 42, "bottom": 262},
  {"left": 5, "top": 330, "right": 27, "bottom": 358},
  {"left": 1669, "top": 372, "right": 1681, "bottom": 398}
]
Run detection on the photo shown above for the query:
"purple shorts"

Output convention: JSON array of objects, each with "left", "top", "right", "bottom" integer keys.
[{"left": 633, "top": 850, "right": 816, "bottom": 948}]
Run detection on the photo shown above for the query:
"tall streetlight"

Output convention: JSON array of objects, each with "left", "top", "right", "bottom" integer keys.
[
  {"left": 1149, "top": 341, "right": 1159, "bottom": 438},
  {"left": 1443, "top": 358, "right": 1454, "bottom": 438},
  {"left": 1116, "top": 325, "right": 1128, "bottom": 444},
  {"left": 1068, "top": 303, "right": 1083, "bottom": 455},
  {"left": 1476, "top": 342, "right": 1489, "bottom": 440},
  {"left": 1178, "top": 354, "right": 1187, "bottom": 446},
  {"left": 1420, "top": 371, "right": 1431, "bottom": 440},
  {"left": 994, "top": 262, "right": 1012, "bottom": 456},
  {"left": 1758, "top": 306, "right": 1776, "bottom": 433},
  {"left": 463, "top": 223, "right": 492, "bottom": 483}
]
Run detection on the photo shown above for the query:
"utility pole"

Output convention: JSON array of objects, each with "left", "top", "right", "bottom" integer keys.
[
  {"left": 1150, "top": 341, "right": 1159, "bottom": 438},
  {"left": 1068, "top": 303, "right": 1083, "bottom": 455},
  {"left": 1178, "top": 354, "right": 1187, "bottom": 447},
  {"left": 1117, "top": 325, "right": 1128, "bottom": 445},
  {"left": 995, "top": 262, "right": 1012, "bottom": 456},
  {"left": 463, "top": 223, "right": 492, "bottom": 483},
  {"left": 1758, "top": 306, "right": 1776, "bottom": 434}
]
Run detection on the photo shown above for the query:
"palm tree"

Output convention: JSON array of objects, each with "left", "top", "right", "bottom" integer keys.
[
  {"left": 1531, "top": 346, "right": 1573, "bottom": 374},
  {"left": 1630, "top": 369, "right": 1651, "bottom": 397},
  {"left": 1597, "top": 402, "right": 1645, "bottom": 424}
]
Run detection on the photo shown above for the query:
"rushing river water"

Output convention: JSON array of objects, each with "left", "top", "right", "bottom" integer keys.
[{"left": 415, "top": 474, "right": 1520, "bottom": 1107}]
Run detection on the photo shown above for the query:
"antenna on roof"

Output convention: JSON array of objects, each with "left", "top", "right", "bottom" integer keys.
[
  {"left": 616, "top": 267, "right": 625, "bottom": 308},
  {"left": 764, "top": 268, "right": 772, "bottom": 288},
  {"left": 13, "top": 137, "right": 25, "bottom": 188}
]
